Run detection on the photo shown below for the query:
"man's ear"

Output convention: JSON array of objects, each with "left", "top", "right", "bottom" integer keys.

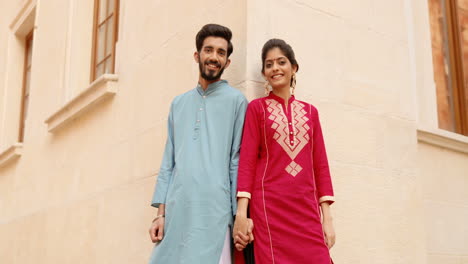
[
  {"left": 194, "top": 51, "right": 199, "bottom": 63},
  {"left": 224, "top": 58, "right": 231, "bottom": 69}
]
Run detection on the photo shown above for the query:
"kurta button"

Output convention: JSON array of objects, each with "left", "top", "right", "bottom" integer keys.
[
  {"left": 197, "top": 120, "right": 200, "bottom": 122},
  {"left": 289, "top": 122, "right": 292, "bottom": 125},
  {"left": 199, "top": 108, "right": 203, "bottom": 111},
  {"left": 290, "top": 141, "right": 294, "bottom": 144},
  {"left": 203, "top": 96, "right": 206, "bottom": 98},
  {"left": 290, "top": 131, "right": 293, "bottom": 135}
]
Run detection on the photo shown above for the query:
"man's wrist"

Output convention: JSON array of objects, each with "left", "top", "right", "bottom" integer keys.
[{"left": 152, "top": 214, "right": 165, "bottom": 223}]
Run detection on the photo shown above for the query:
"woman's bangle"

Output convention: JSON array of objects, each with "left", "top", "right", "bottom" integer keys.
[{"left": 152, "top": 214, "right": 165, "bottom": 222}]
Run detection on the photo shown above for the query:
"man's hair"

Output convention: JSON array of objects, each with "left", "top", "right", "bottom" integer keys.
[{"left": 196, "top": 24, "right": 234, "bottom": 57}]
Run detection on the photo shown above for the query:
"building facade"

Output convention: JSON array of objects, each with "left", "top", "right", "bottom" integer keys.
[{"left": 0, "top": 0, "right": 467, "bottom": 263}]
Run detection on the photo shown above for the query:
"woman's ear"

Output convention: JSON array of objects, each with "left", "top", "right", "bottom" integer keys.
[{"left": 293, "top": 65, "right": 298, "bottom": 73}]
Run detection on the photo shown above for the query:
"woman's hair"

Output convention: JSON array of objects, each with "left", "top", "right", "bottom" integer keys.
[
  {"left": 196, "top": 24, "right": 234, "bottom": 57},
  {"left": 261, "top": 38, "right": 299, "bottom": 74}
]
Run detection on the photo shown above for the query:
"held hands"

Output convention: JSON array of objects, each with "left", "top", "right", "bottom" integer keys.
[
  {"left": 233, "top": 215, "right": 254, "bottom": 251},
  {"left": 148, "top": 215, "right": 165, "bottom": 243}
]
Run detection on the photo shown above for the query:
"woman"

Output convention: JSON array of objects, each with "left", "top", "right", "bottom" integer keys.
[{"left": 234, "top": 39, "right": 335, "bottom": 264}]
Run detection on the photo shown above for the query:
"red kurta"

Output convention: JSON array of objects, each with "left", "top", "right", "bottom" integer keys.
[{"left": 237, "top": 93, "right": 334, "bottom": 264}]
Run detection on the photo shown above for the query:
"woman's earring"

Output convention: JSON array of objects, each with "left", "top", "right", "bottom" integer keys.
[
  {"left": 264, "top": 81, "right": 270, "bottom": 95},
  {"left": 291, "top": 74, "right": 297, "bottom": 95}
]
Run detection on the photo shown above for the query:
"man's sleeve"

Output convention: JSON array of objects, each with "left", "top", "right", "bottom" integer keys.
[
  {"left": 229, "top": 97, "right": 248, "bottom": 215},
  {"left": 151, "top": 102, "right": 175, "bottom": 208}
]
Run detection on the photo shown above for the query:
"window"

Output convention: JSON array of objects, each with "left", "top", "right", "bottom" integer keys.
[
  {"left": 428, "top": 0, "right": 468, "bottom": 136},
  {"left": 44, "top": 0, "right": 119, "bottom": 133},
  {"left": 0, "top": 1, "right": 35, "bottom": 166},
  {"left": 18, "top": 30, "right": 34, "bottom": 142},
  {"left": 90, "top": 0, "right": 119, "bottom": 82}
]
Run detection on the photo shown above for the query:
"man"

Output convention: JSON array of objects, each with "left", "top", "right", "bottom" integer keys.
[{"left": 148, "top": 24, "right": 250, "bottom": 264}]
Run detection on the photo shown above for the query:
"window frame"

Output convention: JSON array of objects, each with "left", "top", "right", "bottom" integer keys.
[
  {"left": 444, "top": 0, "right": 467, "bottom": 135},
  {"left": 431, "top": 0, "right": 468, "bottom": 135},
  {"left": 90, "top": 0, "right": 119, "bottom": 82},
  {"left": 18, "top": 30, "right": 34, "bottom": 143}
]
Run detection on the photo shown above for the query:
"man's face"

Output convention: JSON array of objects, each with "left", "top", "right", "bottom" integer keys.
[{"left": 195, "top": 36, "right": 231, "bottom": 81}]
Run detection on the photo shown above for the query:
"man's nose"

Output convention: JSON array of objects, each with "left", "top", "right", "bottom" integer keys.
[
  {"left": 213, "top": 54, "right": 221, "bottom": 62},
  {"left": 211, "top": 52, "right": 222, "bottom": 62}
]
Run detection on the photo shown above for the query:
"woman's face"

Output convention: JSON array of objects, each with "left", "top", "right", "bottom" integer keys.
[{"left": 263, "top": 47, "right": 297, "bottom": 90}]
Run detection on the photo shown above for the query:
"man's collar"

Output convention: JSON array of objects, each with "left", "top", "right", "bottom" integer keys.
[{"left": 196, "top": 80, "right": 227, "bottom": 96}]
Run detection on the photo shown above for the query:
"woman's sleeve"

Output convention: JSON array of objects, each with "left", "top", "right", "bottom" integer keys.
[
  {"left": 311, "top": 105, "right": 335, "bottom": 204},
  {"left": 237, "top": 101, "right": 261, "bottom": 199}
]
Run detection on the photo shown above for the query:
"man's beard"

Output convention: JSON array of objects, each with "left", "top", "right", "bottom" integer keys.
[{"left": 199, "top": 58, "right": 226, "bottom": 81}]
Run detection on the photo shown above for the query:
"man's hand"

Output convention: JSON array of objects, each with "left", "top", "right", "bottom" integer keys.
[{"left": 148, "top": 216, "right": 165, "bottom": 243}]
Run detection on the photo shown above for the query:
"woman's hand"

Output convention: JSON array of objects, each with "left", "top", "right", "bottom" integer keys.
[
  {"left": 320, "top": 202, "right": 335, "bottom": 249},
  {"left": 233, "top": 215, "right": 249, "bottom": 242},
  {"left": 322, "top": 217, "right": 335, "bottom": 249}
]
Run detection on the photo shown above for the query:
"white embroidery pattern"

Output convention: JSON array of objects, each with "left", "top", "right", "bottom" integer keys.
[{"left": 265, "top": 99, "right": 310, "bottom": 177}]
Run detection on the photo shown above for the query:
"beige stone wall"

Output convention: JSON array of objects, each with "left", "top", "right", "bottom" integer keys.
[
  {"left": 0, "top": 0, "right": 467, "bottom": 263},
  {"left": 419, "top": 143, "right": 468, "bottom": 264}
]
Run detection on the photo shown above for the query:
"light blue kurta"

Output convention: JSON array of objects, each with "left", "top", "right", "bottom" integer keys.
[{"left": 149, "top": 80, "right": 247, "bottom": 264}]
